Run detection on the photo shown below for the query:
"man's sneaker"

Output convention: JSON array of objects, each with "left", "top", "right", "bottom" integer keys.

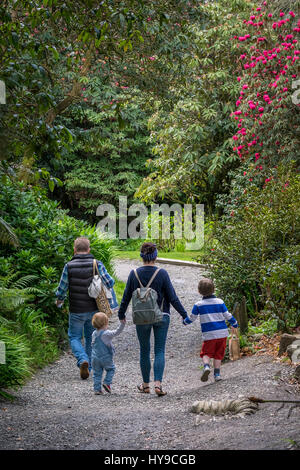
[
  {"left": 201, "top": 366, "right": 211, "bottom": 382},
  {"left": 94, "top": 390, "right": 103, "bottom": 395},
  {"left": 80, "top": 361, "right": 89, "bottom": 380},
  {"left": 214, "top": 374, "right": 222, "bottom": 382},
  {"left": 103, "top": 384, "right": 111, "bottom": 394}
]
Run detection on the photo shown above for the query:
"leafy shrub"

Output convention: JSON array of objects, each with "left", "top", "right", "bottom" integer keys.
[
  {"left": 0, "top": 307, "right": 60, "bottom": 399},
  {"left": 0, "top": 178, "right": 116, "bottom": 397},
  {"left": 261, "top": 245, "right": 300, "bottom": 331},
  {"left": 0, "top": 322, "right": 31, "bottom": 399},
  {"left": 51, "top": 83, "right": 152, "bottom": 223},
  {"left": 0, "top": 272, "right": 39, "bottom": 315},
  {"left": 0, "top": 269, "right": 61, "bottom": 397},
  {"left": 0, "top": 178, "right": 115, "bottom": 328},
  {"left": 231, "top": 4, "right": 299, "bottom": 176},
  {"left": 203, "top": 165, "right": 300, "bottom": 331},
  {"left": 135, "top": 0, "right": 254, "bottom": 210},
  {"left": 115, "top": 238, "right": 144, "bottom": 252},
  {"left": 248, "top": 319, "right": 278, "bottom": 337},
  {"left": 15, "top": 307, "right": 60, "bottom": 368}
]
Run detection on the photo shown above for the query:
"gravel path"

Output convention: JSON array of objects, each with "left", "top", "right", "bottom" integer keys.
[{"left": 0, "top": 259, "right": 299, "bottom": 451}]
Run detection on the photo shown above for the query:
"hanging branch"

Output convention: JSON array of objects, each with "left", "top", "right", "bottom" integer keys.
[{"left": 45, "top": 42, "right": 94, "bottom": 126}]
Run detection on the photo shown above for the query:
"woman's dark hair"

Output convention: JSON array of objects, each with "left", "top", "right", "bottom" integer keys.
[
  {"left": 140, "top": 242, "right": 158, "bottom": 262},
  {"left": 140, "top": 242, "right": 157, "bottom": 255}
]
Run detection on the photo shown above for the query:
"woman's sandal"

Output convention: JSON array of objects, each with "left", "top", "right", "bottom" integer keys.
[
  {"left": 155, "top": 386, "right": 167, "bottom": 397},
  {"left": 137, "top": 384, "right": 150, "bottom": 394}
]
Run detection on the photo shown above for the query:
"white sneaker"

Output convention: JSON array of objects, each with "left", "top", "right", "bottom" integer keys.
[
  {"left": 214, "top": 375, "right": 222, "bottom": 382},
  {"left": 201, "top": 366, "right": 211, "bottom": 382}
]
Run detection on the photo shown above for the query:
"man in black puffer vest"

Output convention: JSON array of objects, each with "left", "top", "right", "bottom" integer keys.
[{"left": 56, "top": 237, "right": 115, "bottom": 379}]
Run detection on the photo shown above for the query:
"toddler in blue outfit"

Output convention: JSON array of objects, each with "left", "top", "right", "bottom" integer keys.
[{"left": 91, "top": 312, "right": 125, "bottom": 394}]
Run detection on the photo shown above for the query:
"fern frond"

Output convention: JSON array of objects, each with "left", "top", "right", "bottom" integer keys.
[
  {"left": 0, "top": 314, "right": 13, "bottom": 326},
  {"left": 0, "top": 287, "right": 30, "bottom": 311},
  {"left": 12, "top": 275, "right": 39, "bottom": 290},
  {"left": 22, "top": 287, "right": 43, "bottom": 295},
  {"left": 0, "top": 271, "right": 20, "bottom": 288},
  {"left": 0, "top": 217, "right": 19, "bottom": 248}
]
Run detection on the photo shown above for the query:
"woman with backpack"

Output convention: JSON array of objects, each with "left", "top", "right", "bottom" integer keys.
[{"left": 118, "top": 242, "right": 189, "bottom": 396}]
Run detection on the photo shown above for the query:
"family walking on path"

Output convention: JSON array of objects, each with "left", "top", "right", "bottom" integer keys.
[
  {"left": 2, "top": 243, "right": 299, "bottom": 451},
  {"left": 55, "top": 238, "right": 238, "bottom": 395}
]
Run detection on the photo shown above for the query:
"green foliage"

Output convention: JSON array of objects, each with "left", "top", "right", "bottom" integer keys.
[
  {"left": 0, "top": 0, "right": 298, "bottom": 395},
  {"left": 47, "top": 84, "right": 152, "bottom": 221},
  {"left": 248, "top": 319, "right": 278, "bottom": 336},
  {"left": 143, "top": 212, "right": 184, "bottom": 252},
  {"left": 0, "top": 323, "right": 31, "bottom": 398},
  {"left": 203, "top": 165, "right": 300, "bottom": 331},
  {"left": 115, "top": 238, "right": 143, "bottom": 252},
  {"left": 0, "top": 0, "right": 199, "bottom": 177},
  {"left": 0, "top": 306, "right": 60, "bottom": 398},
  {"left": 135, "top": 0, "right": 255, "bottom": 209},
  {"left": 0, "top": 272, "right": 38, "bottom": 312},
  {"left": 113, "top": 279, "right": 126, "bottom": 305},
  {"left": 0, "top": 177, "right": 116, "bottom": 396},
  {"left": 0, "top": 178, "right": 115, "bottom": 326},
  {"left": 261, "top": 245, "right": 300, "bottom": 331},
  {"left": 0, "top": 217, "right": 19, "bottom": 248},
  {"left": 14, "top": 307, "right": 60, "bottom": 368}
]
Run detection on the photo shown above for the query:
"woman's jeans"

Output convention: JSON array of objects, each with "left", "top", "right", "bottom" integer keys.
[
  {"left": 136, "top": 314, "right": 170, "bottom": 383},
  {"left": 68, "top": 311, "right": 97, "bottom": 368}
]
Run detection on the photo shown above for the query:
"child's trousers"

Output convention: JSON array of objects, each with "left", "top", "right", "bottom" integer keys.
[{"left": 92, "top": 356, "right": 115, "bottom": 391}]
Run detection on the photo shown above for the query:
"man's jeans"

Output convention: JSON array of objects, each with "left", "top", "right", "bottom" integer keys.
[
  {"left": 136, "top": 314, "right": 170, "bottom": 383},
  {"left": 68, "top": 311, "right": 97, "bottom": 368}
]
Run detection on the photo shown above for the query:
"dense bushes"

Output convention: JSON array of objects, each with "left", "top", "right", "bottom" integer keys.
[
  {"left": 0, "top": 178, "right": 114, "bottom": 318},
  {"left": 204, "top": 165, "right": 300, "bottom": 332},
  {"left": 0, "top": 324, "right": 32, "bottom": 399},
  {"left": 49, "top": 84, "right": 153, "bottom": 223},
  {"left": 0, "top": 178, "right": 115, "bottom": 397},
  {"left": 135, "top": 0, "right": 254, "bottom": 211},
  {"left": 261, "top": 245, "right": 300, "bottom": 331},
  {"left": 0, "top": 310, "right": 60, "bottom": 399}
]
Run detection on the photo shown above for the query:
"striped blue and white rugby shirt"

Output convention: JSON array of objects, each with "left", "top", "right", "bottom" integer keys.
[{"left": 190, "top": 295, "right": 238, "bottom": 341}]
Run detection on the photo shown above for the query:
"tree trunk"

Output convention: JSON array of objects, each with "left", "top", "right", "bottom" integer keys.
[{"left": 239, "top": 296, "right": 248, "bottom": 334}]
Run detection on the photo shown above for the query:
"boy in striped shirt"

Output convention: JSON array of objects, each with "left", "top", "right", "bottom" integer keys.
[{"left": 183, "top": 278, "right": 238, "bottom": 382}]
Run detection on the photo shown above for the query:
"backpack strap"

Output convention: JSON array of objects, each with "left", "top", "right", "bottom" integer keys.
[
  {"left": 134, "top": 269, "right": 144, "bottom": 288},
  {"left": 146, "top": 268, "right": 160, "bottom": 288},
  {"left": 134, "top": 268, "right": 161, "bottom": 289}
]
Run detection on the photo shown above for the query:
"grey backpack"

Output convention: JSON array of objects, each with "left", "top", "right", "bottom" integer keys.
[{"left": 132, "top": 268, "right": 164, "bottom": 325}]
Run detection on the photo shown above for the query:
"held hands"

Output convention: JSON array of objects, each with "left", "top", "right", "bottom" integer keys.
[{"left": 182, "top": 316, "right": 193, "bottom": 326}]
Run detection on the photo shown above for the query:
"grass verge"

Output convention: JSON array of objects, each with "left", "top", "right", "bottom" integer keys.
[{"left": 114, "top": 250, "right": 204, "bottom": 262}]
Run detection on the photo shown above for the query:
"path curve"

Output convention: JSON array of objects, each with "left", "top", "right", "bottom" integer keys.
[{"left": 0, "top": 259, "right": 299, "bottom": 450}]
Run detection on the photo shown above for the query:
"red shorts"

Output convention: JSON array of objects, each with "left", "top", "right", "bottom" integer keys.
[{"left": 200, "top": 337, "right": 227, "bottom": 360}]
